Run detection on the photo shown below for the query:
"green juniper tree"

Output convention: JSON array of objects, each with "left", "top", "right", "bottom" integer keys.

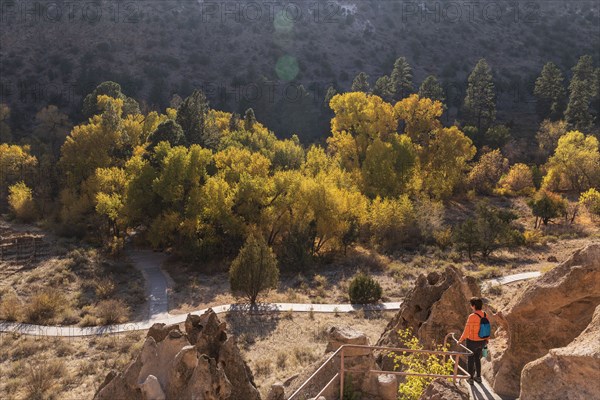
[{"left": 229, "top": 233, "right": 279, "bottom": 305}]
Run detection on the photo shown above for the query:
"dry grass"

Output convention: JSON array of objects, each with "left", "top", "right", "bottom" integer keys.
[
  {"left": 0, "top": 332, "right": 144, "bottom": 400},
  {"left": 0, "top": 247, "right": 145, "bottom": 326},
  {"left": 0, "top": 310, "right": 391, "bottom": 400},
  {"left": 23, "top": 359, "right": 67, "bottom": 400},
  {"left": 227, "top": 310, "right": 395, "bottom": 398}
]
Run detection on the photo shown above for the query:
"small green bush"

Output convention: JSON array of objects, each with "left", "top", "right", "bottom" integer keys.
[{"left": 348, "top": 273, "right": 382, "bottom": 304}]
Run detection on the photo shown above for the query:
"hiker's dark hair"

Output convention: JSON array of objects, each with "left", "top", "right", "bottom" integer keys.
[{"left": 470, "top": 297, "right": 483, "bottom": 310}]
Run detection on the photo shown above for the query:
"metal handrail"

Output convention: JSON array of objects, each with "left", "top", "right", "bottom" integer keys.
[{"left": 288, "top": 332, "right": 474, "bottom": 400}]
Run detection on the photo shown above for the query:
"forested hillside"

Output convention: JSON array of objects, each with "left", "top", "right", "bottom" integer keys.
[{"left": 1, "top": 0, "right": 599, "bottom": 141}]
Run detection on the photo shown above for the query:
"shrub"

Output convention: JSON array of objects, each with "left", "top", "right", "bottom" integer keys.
[
  {"left": 528, "top": 190, "right": 568, "bottom": 227},
  {"left": 348, "top": 273, "right": 382, "bottom": 304},
  {"left": 467, "top": 149, "right": 509, "bottom": 194},
  {"left": 25, "top": 290, "right": 65, "bottom": 324},
  {"left": 389, "top": 328, "right": 454, "bottom": 400},
  {"left": 579, "top": 188, "right": 600, "bottom": 217},
  {"left": 498, "top": 163, "right": 535, "bottom": 195},
  {"left": 8, "top": 181, "right": 37, "bottom": 222},
  {"left": 95, "top": 299, "right": 129, "bottom": 325},
  {"left": 523, "top": 229, "right": 543, "bottom": 247},
  {"left": 94, "top": 278, "right": 116, "bottom": 299},
  {"left": 0, "top": 292, "right": 22, "bottom": 321},
  {"left": 433, "top": 227, "right": 453, "bottom": 250},
  {"left": 105, "top": 236, "right": 125, "bottom": 258},
  {"left": 24, "top": 359, "right": 65, "bottom": 400},
  {"left": 254, "top": 358, "right": 272, "bottom": 376}
]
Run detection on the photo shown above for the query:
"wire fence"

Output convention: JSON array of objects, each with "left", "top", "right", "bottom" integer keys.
[{"left": 0, "top": 233, "right": 55, "bottom": 263}]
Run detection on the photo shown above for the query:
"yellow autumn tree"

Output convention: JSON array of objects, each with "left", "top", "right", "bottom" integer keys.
[
  {"left": 8, "top": 182, "right": 36, "bottom": 222},
  {"left": 327, "top": 92, "right": 397, "bottom": 168},
  {"left": 394, "top": 94, "right": 443, "bottom": 145},
  {"left": 542, "top": 131, "right": 600, "bottom": 193},
  {"left": 0, "top": 144, "right": 37, "bottom": 201},
  {"left": 421, "top": 126, "right": 476, "bottom": 199}
]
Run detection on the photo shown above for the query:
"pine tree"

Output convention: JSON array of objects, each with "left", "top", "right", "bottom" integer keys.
[
  {"left": 373, "top": 75, "right": 394, "bottom": 102},
  {"left": 351, "top": 72, "right": 370, "bottom": 92},
  {"left": 565, "top": 55, "right": 596, "bottom": 131},
  {"left": 390, "top": 57, "right": 413, "bottom": 101},
  {"left": 176, "top": 89, "right": 209, "bottom": 145},
  {"left": 593, "top": 67, "right": 600, "bottom": 123},
  {"left": 418, "top": 75, "right": 445, "bottom": 104},
  {"left": 463, "top": 59, "right": 496, "bottom": 132},
  {"left": 533, "top": 62, "right": 566, "bottom": 120},
  {"left": 323, "top": 86, "right": 337, "bottom": 108},
  {"left": 244, "top": 108, "right": 256, "bottom": 131},
  {"left": 228, "top": 112, "right": 240, "bottom": 131}
]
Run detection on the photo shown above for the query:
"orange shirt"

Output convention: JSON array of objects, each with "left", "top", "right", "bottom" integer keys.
[{"left": 459, "top": 310, "right": 488, "bottom": 342}]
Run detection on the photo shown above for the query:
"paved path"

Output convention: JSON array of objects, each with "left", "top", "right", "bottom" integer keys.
[
  {"left": 128, "top": 250, "right": 169, "bottom": 319},
  {"left": 0, "top": 255, "right": 542, "bottom": 337},
  {"left": 484, "top": 271, "right": 541, "bottom": 288},
  {"left": 469, "top": 378, "right": 505, "bottom": 400}
]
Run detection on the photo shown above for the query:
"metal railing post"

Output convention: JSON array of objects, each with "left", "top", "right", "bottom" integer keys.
[
  {"left": 453, "top": 354, "right": 460, "bottom": 383},
  {"left": 339, "top": 346, "right": 345, "bottom": 400},
  {"left": 289, "top": 334, "right": 474, "bottom": 399}
]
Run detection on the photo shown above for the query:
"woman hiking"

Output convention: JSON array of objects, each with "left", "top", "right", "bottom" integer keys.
[{"left": 458, "top": 297, "right": 494, "bottom": 385}]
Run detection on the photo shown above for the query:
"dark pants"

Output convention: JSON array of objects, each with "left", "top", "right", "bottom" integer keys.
[{"left": 466, "top": 339, "right": 487, "bottom": 378}]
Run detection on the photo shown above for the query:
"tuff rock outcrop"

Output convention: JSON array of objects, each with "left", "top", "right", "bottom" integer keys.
[
  {"left": 377, "top": 266, "right": 481, "bottom": 356},
  {"left": 519, "top": 303, "right": 600, "bottom": 399},
  {"left": 484, "top": 243, "right": 600, "bottom": 398},
  {"left": 418, "top": 378, "right": 470, "bottom": 400},
  {"left": 94, "top": 309, "right": 261, "bottom": 400}
]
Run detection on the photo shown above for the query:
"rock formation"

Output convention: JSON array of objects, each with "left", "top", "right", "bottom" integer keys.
[
  {"left": 94, "top": 309, "right": 261, "bottom": 400},
  {"left": 418, "top": 378, "right": 470, "bottom": 400},
  {"left": 378, "top": 266, "right": 481, "bottom": 354},
  {"left": 484, "top": 243, "right": 600, "bottom": 398},
  {"left": 519, "top": 304, "right": 600, "bottom": 399}
]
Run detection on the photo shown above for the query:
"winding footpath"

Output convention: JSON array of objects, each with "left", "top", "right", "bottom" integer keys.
[{"left": 0, "top": 252, "right": 541, "bottom": 337}]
